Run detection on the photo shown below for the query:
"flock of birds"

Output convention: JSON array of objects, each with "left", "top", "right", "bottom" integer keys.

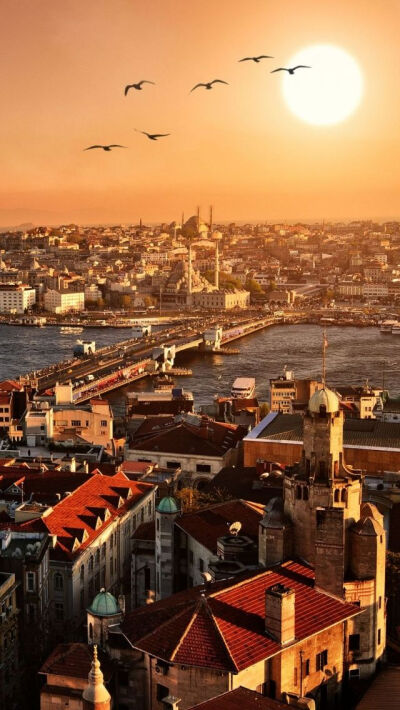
[{"left": 84, "top": 55, "right": 311, "bottom": 152}]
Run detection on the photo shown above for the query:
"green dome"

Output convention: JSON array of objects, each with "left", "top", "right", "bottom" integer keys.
[
  {"left": 157, "top": 496, "right": 179, "bottom": 514},
  {"left": 87, "top": 589, "right": 120, "bottom": 617}
]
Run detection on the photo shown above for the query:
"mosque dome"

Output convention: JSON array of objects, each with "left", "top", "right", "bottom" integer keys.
[
  {"left": 87, "top": 589, "right": 120, "bottom": 617},
  {"left": 308, "top": 387, "right": 340, "bottom": 414},
  {"left": 156, "top": 496, "right": 179, "bottom": 514}
]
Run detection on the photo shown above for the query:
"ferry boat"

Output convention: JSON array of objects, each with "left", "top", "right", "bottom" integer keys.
[
  {"left": 231, "top": 377, "right": 256, "bottom": 399},
  {"left": 380, "top": 320, "right": 397, "bottom": 333},
  {"left": 60, "top": 326, "right": 83, "bottom": 334}
]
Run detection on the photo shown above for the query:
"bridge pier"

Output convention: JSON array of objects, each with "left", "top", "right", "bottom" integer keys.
[
  {"left": 203, "top": 326, "right": 223, "bottom": 351},
  {"left": 152, "top": 345, "right": 176, "bottom": 372}
]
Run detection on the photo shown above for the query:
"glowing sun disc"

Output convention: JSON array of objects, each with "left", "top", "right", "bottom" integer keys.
[{"left": 281, "top": 44, "right": 364, "bottom": 126}]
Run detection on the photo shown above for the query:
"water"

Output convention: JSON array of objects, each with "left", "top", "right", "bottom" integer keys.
[{"left": 1, "top": 324, "right": 399, "bottom": 408}]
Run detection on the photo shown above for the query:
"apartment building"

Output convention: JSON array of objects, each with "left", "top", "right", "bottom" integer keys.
[{"left": 0, "top": 284, "right": 36, "bottom": 313}]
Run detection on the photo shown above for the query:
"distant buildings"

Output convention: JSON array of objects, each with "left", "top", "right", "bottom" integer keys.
[
  {"left": 0, "top": 283, "right": 35, "bottom": 313},
  {"left": 44, "top": 288, "right": 84, "bottom": 313}
]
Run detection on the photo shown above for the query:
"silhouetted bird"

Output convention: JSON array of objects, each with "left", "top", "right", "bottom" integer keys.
[
  {"left": 239, "top": 55, "right": 273, "bottom": 63},
  {"left": 124, "top": 80, "right": 155, "bottom": 95},
  {"left": 190, "top": 79, "right": 229, "bottom": 92},
  {"left": 271, "top": 65, "right": 311, "bottom": 75},
  {"left": 84, "top": 145, "right": 127, "bottom": 151},
  {"left": 135, "top": 130, "right": 170, "bottom": 141}
]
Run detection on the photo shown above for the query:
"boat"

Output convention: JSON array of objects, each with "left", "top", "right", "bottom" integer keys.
[
  {"left": 392, "top": 321, "right": 400, "bottom": 334},
  {"left": 60, "top": 326, "right": 83, "bottom": 334},
  {"left": 153, "top": 374, "right": 175, "bottom": 391},
  {"left": 380, "top": 320, "right": 397, "bottom": 333},
  {"left": 231, "top": 377, "right": 256, "bottom": 399}
]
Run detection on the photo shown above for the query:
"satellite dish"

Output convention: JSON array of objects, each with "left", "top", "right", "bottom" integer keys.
[{"left": 229, "top": 521, "right": 242, "bottom": 537}]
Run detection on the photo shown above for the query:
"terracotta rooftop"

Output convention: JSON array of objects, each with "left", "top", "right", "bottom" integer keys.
[
  {"left": 40, "top": 642, "right": 112, "bottom": 681},
  {"left": 121, "top": 560, "right": 360, "bottom": 673},
  {"left": 188, "top": 687, "right": 289, "bottom": 710},
  {"left": 130, "top": 419, "right": 245, "bottom": 457},
  {"left": 175, "top": 500, "right": 264, "bottom": 554}
]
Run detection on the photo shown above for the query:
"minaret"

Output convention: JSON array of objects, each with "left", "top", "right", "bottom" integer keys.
[
  {"left": 196, "top": 205, "right": 200, "bottom": 234},
  {"left": 215, "top": 240, "right": 219, "bottom": 290},
  {"left": 209, "top": 205, "right": 213, "bottom": 236},
  {"left": 187, "top": 240, "right": 192, "bottom": 302},
  {"left": 82, "top": 645, "right": 111, "bottom": 710}
]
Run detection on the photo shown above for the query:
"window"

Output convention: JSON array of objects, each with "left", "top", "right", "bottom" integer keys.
[
  {"left": 166, "top": 461, "right": 181, "bottom": 469},
  {"left": 80, "top": 564, "right": 84, "bottom": 582},
  {"left": 316, "top": 649, "right": 328, "bottom": 671},
  {"left": 95, "top": 549, "right": 100, "bottom": 565},
  {"left": 334, "top": 489, "right": 340, "bottom": 503},
  {"left": 341, "top": 489, "right": 347, "bottom": 503},
  {"left": 196, "top": 463, "right": 211, "bottom": 473},
  {"left": 189, "top": 550, "right": 194, "bottom": 565},
  {"left": 110, "top": 557, "right": 114, "bottom": 577},
  {"left": 349, "top": 634, "right": 360, "bottom": 651},
  {"left": 156, "top": 684, "right": 169, "bottom": 702},
  {"left": 296, "top": 485, "right": 302, "bottom": 500},
  {"left": 141, "top": 507, "right": 144, "bottom": 523},
  {"left": 148, "top": 500, "right": 152, "bottom": 516},
  {"left": 378, "top": 629, "right": 381, "bottom": 645},
  {"left": 102, "top": 543, "right": 106, "bottom": 558},
  {"left": 71, "top": 420, "right": 81, "bottom": 427},
  {"left": 101, "top": 420, "right": 107, "bottom": 427},
  {"left": 379, "top": 596, "right": 382, "bottom": 609},
  {"left": 144, "top": 567, "right": 151, "bottom": 592},
  {"left": 304, "top": 659, "right": 310, "bottom": 676},
  {"left": 199, "top": 558, "right": 204, "bottom": 572},
  {"left": 54, "top": 572, "right": 63, "bottom": 591},
  {"left": 26, "top": 571, "right": 35, "bottom": 592},
  {"left": 89, "top": 555, "right": 94, "bottom": 573},
  {"left": 55, "top": 602, "right": 64, "bottom": 621}
]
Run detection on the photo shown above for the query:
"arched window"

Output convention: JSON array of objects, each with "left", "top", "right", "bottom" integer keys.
[
  {"left": 54, "top": 572, "right": 63, "bottom": 591},
  {"left": 334, "top": 489, "right": 340, "bottom": 503},
  {"left": 296, "top": 485, "right": 302, "bottom": 500},
  {"left": 95, "top": 549, "right": 100, "bottom": 565},
  {"left": 341, "top": 489, "right": 347, "bottom": 503}
]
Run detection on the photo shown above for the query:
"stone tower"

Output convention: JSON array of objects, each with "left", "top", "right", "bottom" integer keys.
[
  {"left": 259, "top": 385, "right": 386, "bottom": 679},
  {"left": 82, "top": 645, "right": 111, "bottom": 710},
  {"left": 87, "top": 589, "right": 123, "bottom": 648},
  {"left": 155, "top": 496, "right": 179, "bottom": 600}
]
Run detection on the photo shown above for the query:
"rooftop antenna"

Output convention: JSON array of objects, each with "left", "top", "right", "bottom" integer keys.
[{"left": 322, "top": 329, "right": 328, "bottom": 387}]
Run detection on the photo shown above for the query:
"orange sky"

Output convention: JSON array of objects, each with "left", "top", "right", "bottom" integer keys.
[{"left": 0, "top": 0, "right": 399, "bottom": 225}]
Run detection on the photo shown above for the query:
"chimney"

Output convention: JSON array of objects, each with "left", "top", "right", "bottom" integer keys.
[{"left": 265, "top": 584, "right": 295, "bottom": 646}]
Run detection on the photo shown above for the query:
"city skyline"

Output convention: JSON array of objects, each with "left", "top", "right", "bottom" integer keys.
[{"left": 1, "top": 0, "right": 400, "bottom": 225}]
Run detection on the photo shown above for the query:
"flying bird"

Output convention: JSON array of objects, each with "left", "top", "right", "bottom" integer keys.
[
  {"left": 84, "top": 145, "right": 127, "bottom": 151},
  {"left": 190, "top": 79, "right": 229, "bottom": 92},
  {"left": 271, "top": 65, "right": 311, "bottom": 75},
  {"left": 239, "top": 55, "right": 273, "bottom": 63},
  {"left": 135, "top": 130, "right": 170, "bottom": 141},
  {"left": 124, "top": 80, "right": 155, "bottom": 96}
]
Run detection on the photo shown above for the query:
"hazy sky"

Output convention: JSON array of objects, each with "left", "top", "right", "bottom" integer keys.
[{"left": 1, "top": 0, "right": 399, "bottom": 225}]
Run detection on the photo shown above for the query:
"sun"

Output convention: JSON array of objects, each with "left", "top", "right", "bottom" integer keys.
[{"left": 281, "top": 44, "right": 364, "bottom": 126}]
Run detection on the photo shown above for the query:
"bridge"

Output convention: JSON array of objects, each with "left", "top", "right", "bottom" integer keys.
[{"left": 20, "top": 313, "right": 291, "bottom": 403}]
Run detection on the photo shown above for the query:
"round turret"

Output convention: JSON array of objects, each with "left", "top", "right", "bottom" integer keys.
[
  {"left": 308, "top": 387, "right": 340, "bottom": 414},
  {"left": 156, "top": 496, "right": 179, "bottom": 514}
]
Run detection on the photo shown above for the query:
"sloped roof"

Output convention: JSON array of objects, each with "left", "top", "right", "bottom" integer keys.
[
  {"left": 40, "top": 642, "right": 112, "bottom": 681},
  {"left": 36, "top": 472, "right": 154, "bottom": 560},
  {"left": 121, "top": 561, "right": 359, "bottom": 673},
  {"left": 175, "top": 500, "right": 264, "bottom": 554},
  {"left": 187, "top": 687, "right": 289, "bottom": 710}
]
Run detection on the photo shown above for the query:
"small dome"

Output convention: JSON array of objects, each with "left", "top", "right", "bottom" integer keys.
[
  {"left": 87, "top": 589, "right": 120, "bottom": 617},
  {"left": 353, "top": 516, "right": 384, "bottom": 537},
  {"left": 156, "top": 496, "right": 179, "bottom": 514},
  {"left": 308, "top": 387, "right": 339, "bottom": 414}
]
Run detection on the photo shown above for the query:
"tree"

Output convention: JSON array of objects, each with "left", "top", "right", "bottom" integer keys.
[
  {"left": 175, "top": 486, "right": 233, "bottom": 512},
  {"left": 259, "top": 402, "right": 270, "bottom": 418},
  {"left": 245, "top": 278, "right": 262, "bottom": 293}
]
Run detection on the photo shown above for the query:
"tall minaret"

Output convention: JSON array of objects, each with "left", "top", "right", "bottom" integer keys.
[
  {"left": 209, "top": 205, "right": 213, "bottom": 236},
  {"left": 215, "top": 240, "right": 219, "bottom": 290},
  {"left": 196, "top": 205, "right": 200, "bottom": 234},
  {"left": 82, "top": 645, "right": 111, "bottom": 710},
  {"left": 187, "top": 239, "right": 192, "bottom": 304}
]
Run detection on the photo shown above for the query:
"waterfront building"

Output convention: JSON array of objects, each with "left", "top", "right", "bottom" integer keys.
[
  {"left": 193, "top": 288, "right": 250, "bottom": 310},
  {"left": 0, "top": 283, "right": 36, "bottom": 313},
  {"left": 270, "top": 370, "right": 321, "bottom": 414},
  {"left": 44, "top": 288, "right": 84, "bottom": 313}
]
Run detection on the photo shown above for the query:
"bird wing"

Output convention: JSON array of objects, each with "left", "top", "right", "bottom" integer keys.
[
  {"left": 238, "top": 57, "right": 252, "bottom": 62},
  {"left": 152, "top": 134, "right": 170, "bottom": 139},
  {"left": 134, "top": 129, "right": 149, "bottom": 136},
  {"left": 293, "top": 65, "right": 311, "bottom": 70},
  {"left": 139, "top": 80, "right": 155, "bottom": 86},
  {"left": 270, "top": 68, "right": 287, "bottom": 73},
  {"left": 210, "top": 79, "right": 229, "bottom": 85},
  {"left": 190, "top": 83, "right": 206, "bottom": 91},
  {"left": 84, "top": 145, "right": 103, "bottom": 150},
  {"left": 124, "top": 85, "right": 132, "bottom": 96},
  {"left": 257, "top": 55, "right": 274, "bottom": 59},
  {"left": 108, "top": 145, "right": 127, "bottom": 148}
]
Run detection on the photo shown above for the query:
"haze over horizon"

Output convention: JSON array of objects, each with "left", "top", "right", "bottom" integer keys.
[{"left": 1, "top": 0, "right": 399, "bottom": 226}]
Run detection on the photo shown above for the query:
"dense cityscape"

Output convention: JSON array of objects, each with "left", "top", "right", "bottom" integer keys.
[{"left": 0, "top": 214, "right": 398, "bottom": 710}]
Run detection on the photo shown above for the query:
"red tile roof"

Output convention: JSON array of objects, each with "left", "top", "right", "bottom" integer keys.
[
  {"left": 121, "top": 561, "right": 359, "bottom": 673},
  {"left": 188, "top": 687, "right": 289, "bottom": 710},
  {"left": 175, "top": 500, "right": 264, "bottom": 554},
  {"left": 40, "top": 642, "right": 112, "bottom": 680},
  {"left": 35, "top": 472, "right": 154, "bottom": 560}
]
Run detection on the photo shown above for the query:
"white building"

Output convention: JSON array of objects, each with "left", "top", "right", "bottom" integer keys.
[
  {"left": 193, "top": 289, "right": 250, "bottom": 310},
  {"left": 44, "top": 289, "right": 84, "bottom": 314},
  {"left": 0, "top": 284, "right": 36, "bottom": 313}
]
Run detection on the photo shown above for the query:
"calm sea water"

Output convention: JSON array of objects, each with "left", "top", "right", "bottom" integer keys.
[{"left": 1, "top": 324, "right": 399, "bottom": 410}]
